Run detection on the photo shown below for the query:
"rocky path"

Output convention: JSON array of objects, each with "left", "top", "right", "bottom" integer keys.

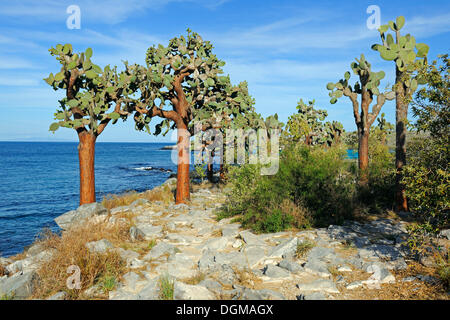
[{"left": 1, "top": 179, "right": 448, "bottom": 300}]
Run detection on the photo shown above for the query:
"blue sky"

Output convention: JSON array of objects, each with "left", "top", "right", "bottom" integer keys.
[{"left": 0, "top": 0, "right": 449, "bottom": 142}]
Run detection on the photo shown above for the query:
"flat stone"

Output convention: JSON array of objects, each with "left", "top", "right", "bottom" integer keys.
[
  {"left": 173, "top": 282, "right": 215, "bottom": 300},
  {"left": 278, "top": 259, "right": 303, "bottom": 273},
  {"left": 47, "top": 291, "right": 67, "bottom": 300},
  {"left": 135, "top": 224, "right": 163, "bottom": 240},
  {"left": 221, "top": 224, "right": 241, "bottom": 237},
  {"left": 0, "top": 271, "right": 40, "bottom": 299},
  {"left": 137, "top": 278, "right": 159, "bottom": 300},
  {"left": 299, "top": 292, "right": 327, "bottom": 300},
  {"left": 85, "top": 239, "right": 114, "bottom": 253},
  {"left": 122, "top": 272, "right": 142, "bottom": 292},
  {"left": 439, "top": 229, "right": 450, "bottom": 240},
  {"left": 337, "top": 265, "right": 352, "bottom": 272},
  {"left": 297, "top": 279, "right": 339, "bottom": 294},
  {"left": 268, "top": 238, "right": 298, "bottom": 259},
  {"left": 55, "top": 203, "right": 108, "bottom": 230},
  {"left": 263, "top": 264, "right": 291, "bottom": 280},
  {"left": 239, "top": 230, "right": 266, "bottom": 246},
  {"left": 129, "top": 226, "right": 145, "bottom": 242},
  {"left": 303, "top": 259, "right": 331, "bottom": 278},
  {"left": 241, "top": 288, "right": 286, "bottom": 300},
  {"left": 240, "top": 245, "right": 267, "bottom": 268},
  {"left": 200, "top": 237, "right": 230, "bottom": 251},
  {"left": 346, "top": 281, "right": 363, "bottom": 290},
  {"left": 363, "top": 264, "right": 396, "bottom": 284},
  {"left": 143, "top": 242, "right": 178, "bottom": 261},
  {"left": 307, "top": 247, "right": 335, "bottom": 261},
  {"left": 110, "top": 205, "right": 132, "bottom": 215}
]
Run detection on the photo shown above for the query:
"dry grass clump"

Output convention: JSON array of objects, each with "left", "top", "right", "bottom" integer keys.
[
  {"left": 102, "top": 184, "right": 174, "bottom": 210},
  {"left": 295, "top": 240, "right": 315, "bottom": 259},
  {"left": 31, "top": 221, "right": 130, "bottom": 300},
  {"left": 279, "top": 199, "right": 312, "bottom": 229},
  {"left": 0, "top": 264, "right": 6, "bottom": 277},
  {"left": 182, "top": 272, "right": 206, "bottom": 285}
]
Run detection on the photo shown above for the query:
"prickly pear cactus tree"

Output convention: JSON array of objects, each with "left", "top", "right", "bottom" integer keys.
[
  {"left": 327, "top": 54, "right": 395, "bottom": 185},
  {"left": 282, "top": 99, "right": 329, "bottom": 146},
  {"left": 372, "top": 16, "right": 429, "bottom": 211},
  {"left": 132, "top": 30, "right": 229, "bottom": 204},
  {"left": 191, "top": 78, "right": 257, "bottom": 181},
  {"left": 44, "top": 44, "right": 135, "bottom": 205}
]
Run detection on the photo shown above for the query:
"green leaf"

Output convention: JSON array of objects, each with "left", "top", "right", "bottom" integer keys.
[
  {"left": 54, "top": 72, "right": 65, "bottom": 82},
  {"left": 396, "top": 16, "right": 405, "bottom": 30},
  {"left": 67, "top": 99, "right": 79, "bottom": 108},
  {"left": 63, "top": 44, "right": 72, "bottom": 55},
  {"left": 106, "top": 87, "right": 115, "bottom": 94},
  {"left": 85, "top": 70, "right": 97, "bottom": 79},
  {"left": 344, "top": 71, "right": 350, "bottom": 80},
  {"left": 109, "top": 112, "right": 120, "bottom": 120},
  {"left": 67, "top": 61, "right": 77, "bottom": 70},
  {"left": 49, "top": 123, "right": 60, "bottom": 132},
  {"left": 85, "top": 48, "right": 93, "bottom": 59}
]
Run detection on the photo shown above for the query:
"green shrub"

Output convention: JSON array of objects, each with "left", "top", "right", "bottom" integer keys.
[{"left": 220, "top": 144, "right": 355, "bottom": 232}]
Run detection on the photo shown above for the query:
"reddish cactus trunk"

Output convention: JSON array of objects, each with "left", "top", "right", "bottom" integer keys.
[{"left": 78, "top": 132, "right": 96, "bottom": 205}]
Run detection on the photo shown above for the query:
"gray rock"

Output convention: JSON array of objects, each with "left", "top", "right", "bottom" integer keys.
[
  {"left": 278, "top": 259, "right": 303, "bottom": 273},
  {"left": 268, "top": 238, "right": 298, "bottom": 258},
  {"left": 221, "top": 224, "right": 241, "bottom": 237},
  {"left": 416, "top": 274, "right": 439, "bottom": 285},
  {"left": 122, "top": 272, "right": 142, "bottom": 291},
  {"left": 143, "top": 242, "right": 178, "bottom": 261},
  {"left": 0, "top": 271, "right": 40, "bottom": 299},
  {"left": 297, "top": 279, "right": 339, "bottom": 294},
  {"left": 263, "top": 264, "right": 291, "bottom": 279},
  {"left": 240, "top": 245, "right": 267, "bottom": 268},
  {"left": 439, "top": 229, "right": 450, "bottom": 240},
  {"left": 135, "top": 224, "right": 163, "bottom": 240},
  {"left": 363, "top": 264, "right": 395, "bottom": 284},
  {"left": 137, "top": 278, "right": 159, "bottom": 300},
  {"left": 84, "top": 284, "right": 103, "bottom": 298},
  {"left": 54, "top": 203, "right": 108, "bottom": 230},
  {"left": 129, "top": 226, "right": 145, "bottom": 242},
  {"left": 130, "top": 199, "right": 150, "bottom": 208},
  {"left": 6, "top": 249, "right": 55, "bottom": 275},
  {"left": 299, "top": 292, "right": 327, "bottom": 300},
  {"left": 110, "top": 205, "right": 131, "bottom": 215},
  {"left": 346, "top": 281, "right": 363, "bottom": 290},
  {"left": 215, "top": 251, "right": 247, "bottom": 268},
  {"left": 239, "top": 230, "right": 266, "bottom": 246},
  {"left": 303, "top": 259, "right": 331, "bottom": 278},
  {"left": 201, "top": 237, "right": 230, "bottom": 251},
  {"left": 109, "top": 288, "right": 140, "bottom": 300},
  {"left": 198, "top": 250, "right": 216, "bottom": 271},
  {"left": 173, "top": 282, "right": 215, "bottom": 300},
  {"left": 402, "top": 276, "right": 416, "bottom": 282},
  {"left": 47, "top": 291, "right": 67, "bottom": 300},
  {"left": 307, "top": 247, "right": 335, "bottom": 261},
  {"left": 199, "top": 279, "right": 222, "bottom": 292},
  {"left": 85, "top": 239, "right": 114, "bottom": 253},
  {"left": 114, "top": 248, "right": 140, "bottom": 265},
  {"left": 241, "top": 288, "right": 285, "bottom": 300},
  {"left": 25, "top": 243, "right": 45, "bottom": 257}
]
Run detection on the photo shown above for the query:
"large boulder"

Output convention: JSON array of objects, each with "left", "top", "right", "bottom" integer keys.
[
  {"left": 54, "top": 203, "right": 108, "bottom": 230},
  {"left": 0, "top": 271, "right": 40, "bottom": 299},
  {"left": 173, "top": 282, "right": 215, "bottom": 300}
]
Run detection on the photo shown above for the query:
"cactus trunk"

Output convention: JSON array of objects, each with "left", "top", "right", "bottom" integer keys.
[
  {"left": 395, "top": 68, "right": 409, "bottom": 212},
  {"left": 358, "top": 128, "right": 370, "bottom": 186},
  {"left": 78, "top": 132, "right": 96, "bottom": 205},
  {"left": 175, "top": 120, "right": 190, "bottom": 204}
]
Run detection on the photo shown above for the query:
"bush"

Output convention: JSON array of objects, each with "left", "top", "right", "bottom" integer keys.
[{"left": 219, "top": 144, "right": 355, "bottom": 232}]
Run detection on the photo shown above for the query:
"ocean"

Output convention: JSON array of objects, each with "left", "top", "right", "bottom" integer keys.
[{"left": 0, "top": 142, "right": 177, "bottom": 257}]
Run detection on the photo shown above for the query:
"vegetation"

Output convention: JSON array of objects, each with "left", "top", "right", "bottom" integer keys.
[
  {"left": 158, "top": 274, "right": 174, "bottom": 300},
  {"left": 328, "top": 54, "right": 395, "bottom": 186},
  {"left": 219, "top": 144, "right": 355, "bottom": 232},
  {"left": 404, "top": 55, "right": 449, "bottom": 250},
  {"left": 295, "top": 240, "right": 315, "bottom": 259},
  {"left": 44, "top": 44, "right": 135, "bottom": 205},
  {"left": 372, "top": 16, "right": 430, "bottom": 211}
]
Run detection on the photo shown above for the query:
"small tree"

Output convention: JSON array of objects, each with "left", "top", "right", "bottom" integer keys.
[
  {"left": 282, "top": 99, "right": 343, "bottom": 148},
  {"left": 132, "top": 30, "right": 245, "bottom": 203},
  {"left": 45, "top": 44, "right": 134, "bottom": 205},
  {"left": 371, "top": 16, "right": 429, "bottom": 211},
  {"left": 328, "top": 54, "right": 395, "bottom": 186}
]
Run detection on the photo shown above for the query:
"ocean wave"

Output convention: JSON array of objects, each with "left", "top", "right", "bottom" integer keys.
[{"left": 133, "top": 166, "right": 173, "bottom": 173}]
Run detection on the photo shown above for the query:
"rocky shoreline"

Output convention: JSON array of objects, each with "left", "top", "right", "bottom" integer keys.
[{"left": 1, "top": 178, "right": 449, "bottom": 300}]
